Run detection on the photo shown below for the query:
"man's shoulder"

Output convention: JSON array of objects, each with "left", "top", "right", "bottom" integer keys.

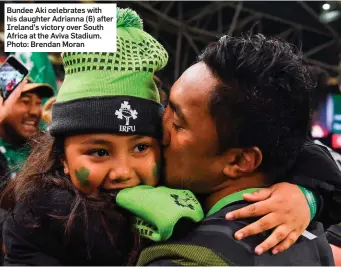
[
  {"left": 194, "top": 204, "right": 333, "bottom": 266},
  {"left": 293, "top": 138, "right": 341, "bottom": 179},
  {"left": 138, "top": 202, "right": 261, "bottom": 266},
  {"left": 326, "top": 223, "right": 341, "bottom": 247},
  {"left": 138, "top": 202, "right": 334, "bottom": 266}
]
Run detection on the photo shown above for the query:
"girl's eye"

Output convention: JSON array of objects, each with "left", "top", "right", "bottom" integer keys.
[
  {"left": 134, "top": 144, "right": 150, "bottom": 153},
  {"left": 89, "top": 149, "right": 109, "bottom": 157}
]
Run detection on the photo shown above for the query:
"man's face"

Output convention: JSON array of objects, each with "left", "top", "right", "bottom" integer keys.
[
  {"left": 162, "top": 62, "right": 227, "bottom": 193},
  {"left": 2, "top": 92, "right": 42, "bottom": 141}
]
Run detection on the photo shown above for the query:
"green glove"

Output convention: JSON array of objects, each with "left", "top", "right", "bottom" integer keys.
[{"left": 116, "top": 185, "right": 204, "bottom": 242}]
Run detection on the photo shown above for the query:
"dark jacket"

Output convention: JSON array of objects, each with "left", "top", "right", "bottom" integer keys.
[
  {"left": 3, "top": 187, "right": 137, "bottom": 266},
  {"left": 326, "top": 224, "right": 341, "bottom": 247},
  {"left": 138, "top": 201, "right": 335, "bottom": 266},
  {"left": 289, "top": 139, "right": 341, "bottom": 227}
]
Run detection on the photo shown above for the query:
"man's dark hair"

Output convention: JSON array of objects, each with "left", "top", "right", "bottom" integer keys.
[
  {"left": 306, "top": 65, "right": 329, "bottom": 112},
  {"left": 199, "top": 33, "right": 314, "bottom": 178}
]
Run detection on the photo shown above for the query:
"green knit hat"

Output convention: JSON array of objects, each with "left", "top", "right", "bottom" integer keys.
[{"left": 49, "top": 8, "right": 168, "bottom": 138}]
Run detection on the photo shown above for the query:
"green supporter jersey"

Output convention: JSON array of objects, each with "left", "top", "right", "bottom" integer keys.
[{"left": 0, "top": 138, "right": 30, "bottom": 178}]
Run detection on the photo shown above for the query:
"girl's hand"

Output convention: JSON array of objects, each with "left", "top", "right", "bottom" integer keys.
[{"left": 226, "top": 182, "right": 310, "bottom": 255}]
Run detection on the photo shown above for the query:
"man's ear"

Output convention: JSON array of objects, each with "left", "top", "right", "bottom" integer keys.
[{"left": 223, "top": 147, "right": 262, "bottom": 178}]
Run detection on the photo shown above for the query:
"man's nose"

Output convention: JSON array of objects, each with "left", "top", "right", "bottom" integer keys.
[{"left": 29, "top": 104, "right": 42, "bottom": 117}]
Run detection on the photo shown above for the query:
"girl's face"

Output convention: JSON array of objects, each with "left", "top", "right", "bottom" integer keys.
[{"left": 63, "top": 133, "right": 161, "bottom": 194}]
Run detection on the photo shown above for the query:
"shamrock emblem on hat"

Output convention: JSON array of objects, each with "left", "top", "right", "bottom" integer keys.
[
  {"left": 170, "top": 194, "right": 195, "bottom": 210},
  {"left": 115, "top": 101, "right": 138, "bottom": 126}
]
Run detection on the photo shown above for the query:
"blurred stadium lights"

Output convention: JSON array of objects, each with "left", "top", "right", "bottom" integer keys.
[
  {"left": 323, "top": 3, "right": 331, "bottom": 10},
  {"left": 312, "top": 124, "right": 329, "bottom": 138},
  {"left": 320, "top": 1, "right": 341, "bottom": 23}
]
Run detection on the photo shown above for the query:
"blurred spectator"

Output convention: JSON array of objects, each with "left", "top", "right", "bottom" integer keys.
[
  {"left": 0, "top": 80, "right": 24, "bottom": 126},
  {"left": 0, "top": 80, "right": 25, "bottom": 179},
  {"left": 0, "top": 78, "right": 54, "bottom": 182},
  {"left": 42, "top": 96, "right": 56, "bottom": 125},
  {"left": 0, "top": 80, "right": 26, "bottom": 264}
]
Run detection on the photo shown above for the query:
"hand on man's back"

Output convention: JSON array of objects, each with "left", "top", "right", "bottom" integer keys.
[{"left": 226, "top": 182, "right": 310, "bottom": 255}]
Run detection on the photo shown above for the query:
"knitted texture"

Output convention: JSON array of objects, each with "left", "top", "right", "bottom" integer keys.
[{"left": 50, "top": 8, "right": 168, "bottom": 137}]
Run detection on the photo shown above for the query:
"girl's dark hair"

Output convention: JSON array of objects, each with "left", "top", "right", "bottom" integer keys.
[{"left": 0, "top": 132, "right": 140, "bottom": 265}]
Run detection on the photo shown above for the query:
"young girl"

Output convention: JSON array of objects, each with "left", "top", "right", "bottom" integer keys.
[{"left": 0, "top": 8, "right": 171, "bottom": 265}]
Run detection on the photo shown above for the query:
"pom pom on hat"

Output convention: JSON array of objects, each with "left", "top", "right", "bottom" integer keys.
[{"left": 117, "top": 8, "right": 143, "bottom": 29}]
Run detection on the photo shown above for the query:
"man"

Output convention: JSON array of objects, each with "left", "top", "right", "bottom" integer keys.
[
  {"left": 0, "top": 78, "right": 53, "bottom": 263},
  {"left": 0, "top": 80, "right": 25, "bottom": 179},
  {"left": 138, "top": 34, "right": 335, "bottom": 265},
  {"left": 0, "top": 78, "right": 54, "bottom": 180}
]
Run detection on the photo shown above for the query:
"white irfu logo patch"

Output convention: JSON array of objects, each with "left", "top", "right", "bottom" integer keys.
[{"left": 115, "top": 101, "right": 138, "bottom": 132}]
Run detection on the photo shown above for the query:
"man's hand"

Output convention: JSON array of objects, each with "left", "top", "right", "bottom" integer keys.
[
  {"left": 225, "top": 182, "right": 310, "bottom": 255},
  {"left": 0, "top": 80, "right": 26, "bottom": 123}
]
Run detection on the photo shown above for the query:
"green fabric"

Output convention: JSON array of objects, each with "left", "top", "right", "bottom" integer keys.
[
  {"left": 298, "top": 185, "right": 318, "bottom": 221},
  {"left": 137, "top": 244, "right": 230, "bottom": 266},
  {"left": 57, "top": 8, "right": 168, "bottom": 104},
  {"left": 12, "top": 52, "right": 58, "bottom": 95},
  {"left": 207, "top": 188, "right": 261, "bottom": 217},
  {"left": 116, "top": 185, "right": 204, "bottom": 242},
  {"left": 39, "top": 120, "right": 48, "bottom": 132},
  {"left": 0, "top": 138, "right": 30, "bottom": 178},
  {"left": 117, "top": 8, "right": 143, "bottom": 29},
  {"left": 207, "top": 186, "right": 319, "bottom": 220},
  {"left": 57, "top": 71, "right": 159, "bottom": 102},
  {"left": 50, "top": 7, "right": 167, "bottom": 137}
]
